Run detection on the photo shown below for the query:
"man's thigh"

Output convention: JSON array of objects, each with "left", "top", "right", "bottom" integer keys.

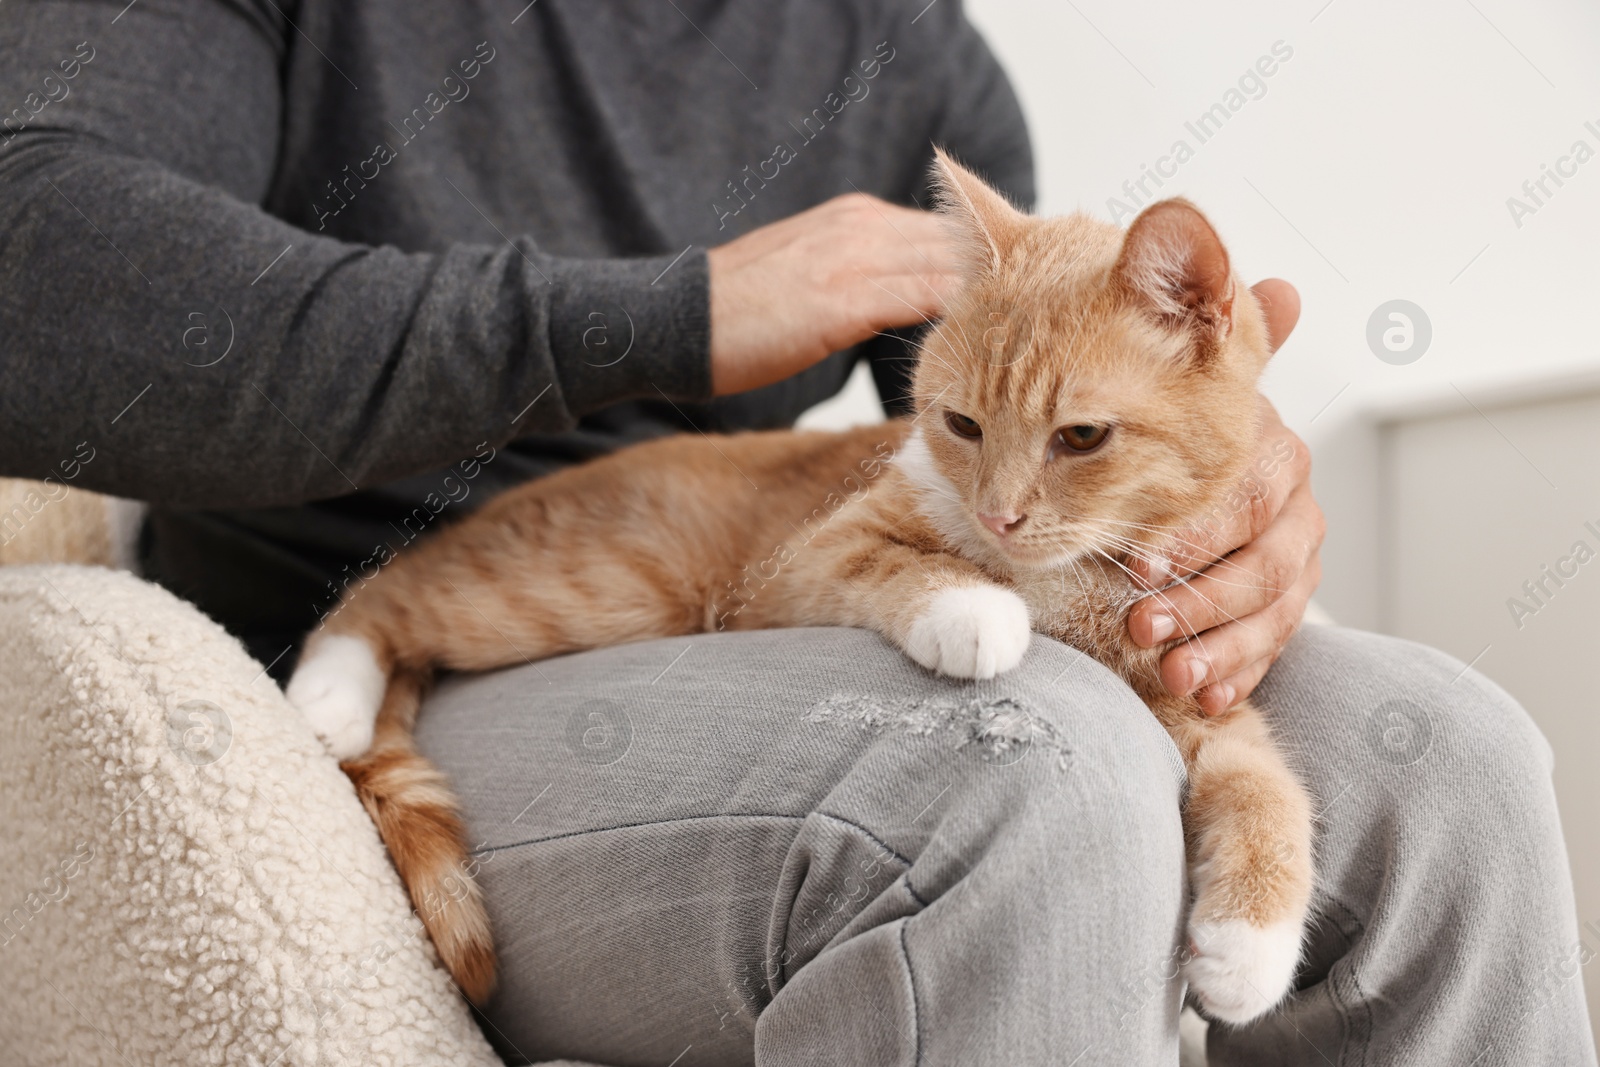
[
  {"left": 415, "top": 627, "right": 1188, "bottom": 1067},
  {"left": 1218, "top": 623, "right": 1592, "bottom": 1065}
]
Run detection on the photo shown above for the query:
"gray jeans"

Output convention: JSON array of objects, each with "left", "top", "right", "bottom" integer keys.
[{"left": 414, "top": 625, "right": 1596, "bottom": 1066}]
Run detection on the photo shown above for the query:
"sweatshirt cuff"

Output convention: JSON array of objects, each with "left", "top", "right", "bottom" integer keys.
[{"left": 546, "top": 247, "right": 712, "bottom": 417}]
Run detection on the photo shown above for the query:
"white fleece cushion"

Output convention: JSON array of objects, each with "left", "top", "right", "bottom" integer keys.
[{"left": 0, "top": 565, "right": 507, "bottom": 1066}]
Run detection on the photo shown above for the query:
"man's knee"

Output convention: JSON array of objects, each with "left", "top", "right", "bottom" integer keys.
[
  {"left": 833, "top": 637, "right": 1191, "bottom": 972},
  {"left": 916, "top": 637, "right": 1187, "bottom": 871},
  {"left": 1261, "top": 625, "right": 1554, "bottom": 821},
  {"left": 966, "top": 636, "right": 1187, "bottom": 810},
  {"left": 785, "top": 629, "right": 1185, "bottom": 814},
  {"left": 806, "top": 634, "right": 1185, "bottom": 873}
]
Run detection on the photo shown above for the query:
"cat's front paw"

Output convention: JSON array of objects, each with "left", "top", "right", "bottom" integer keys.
[
  {"left": 1183, "top": 917, "right": 1304, "bottom": 1024},
  {"left": 286, "top": 634, "right": 386, "bottom": 760},
  {"left": 903, "top": 585, "right": 1031, "bottom": 679}
]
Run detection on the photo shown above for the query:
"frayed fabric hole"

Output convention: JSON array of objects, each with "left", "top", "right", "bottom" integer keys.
[{"left": 806, "top": 694, "right": 1073, "bottom": 770}]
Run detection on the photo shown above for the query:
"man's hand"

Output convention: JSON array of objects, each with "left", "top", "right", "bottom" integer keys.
[
  {"left": 1126, "top": 279, "right": 1325, "bottom": 714},
  {"left": 707, "top": 193, "right": 958, "bottom": 396}
]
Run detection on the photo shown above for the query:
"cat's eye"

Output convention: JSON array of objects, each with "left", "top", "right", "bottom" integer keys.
[
  {"left": 1051, "top": 424, "right": 1111, "bottom": 457},
  {"left": 945, "top": 411, "right": 983, "bottom": 439}
]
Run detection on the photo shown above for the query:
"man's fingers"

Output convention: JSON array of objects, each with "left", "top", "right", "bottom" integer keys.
[
  {"left": 1130, "top": 481, "right": 1323, "bottom": 646},
  {"left": 1157, "top": 554, "right": 1321, "bottom": 701},
  {"left": 709, "top": 192, "right": 964, "bottom": 395},
  {"left": 1249, "top": 278, "right": 1300, "bottom": 353},
  {"left": 1194, "top": 557, "right": 1318, "bottom": 715},
  {"left": 836, "top": 201, "right": 959, "bottom": 330},
  {"left": 1195, "top": 655, "right": 1275, "bottom": 716},
  {"left": 847, "top": 197, "right": 958, "bottom": 271},
  {"left": 842, "top": 269, "right": 954, "bottom": 337}
]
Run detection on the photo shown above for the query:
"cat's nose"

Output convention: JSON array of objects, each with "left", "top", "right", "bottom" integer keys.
[{"left": 979, "top": 512, "right": 1026, "bottom": 537}]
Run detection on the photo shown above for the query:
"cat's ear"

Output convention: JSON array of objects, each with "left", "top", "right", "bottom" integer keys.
[
  {"left": 1113, "top": 198, "right": 1236, "bottom": 349},
  {"left": 929, "top": 146, "right": 1022, "bottom": 275}
]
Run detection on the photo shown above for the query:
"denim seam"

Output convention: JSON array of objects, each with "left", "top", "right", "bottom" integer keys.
[
  {"left": 807, "top": 812, "right": 928, "bottom": 907},
  {"left": 1317, "top": 893, "right": 1369, "bottom": 1067},
  {"left": 811, "top": 810, "right": 915, "bottom": 868},
  {"left": 474, "top": 809, "right": 921, "bottom": 861},
  {"left": 471, "top": 811, "right": 806, "bottom": 855},
  {"left": 900, "top": 917, "right": 923, "bottom": 1067}
]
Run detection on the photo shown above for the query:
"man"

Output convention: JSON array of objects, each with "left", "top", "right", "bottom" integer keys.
[{"left": 1, "top": 0, "right": 1592, "bottom": 1062}]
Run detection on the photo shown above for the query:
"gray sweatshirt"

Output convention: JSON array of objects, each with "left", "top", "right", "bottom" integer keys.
[{"left": 0, "top": 0, "right": 1033, "bottom": 671}]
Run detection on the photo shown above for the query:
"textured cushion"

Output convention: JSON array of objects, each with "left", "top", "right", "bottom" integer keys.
[{"left": 0, "top": 564, "right": 505, "bottom": 1066}]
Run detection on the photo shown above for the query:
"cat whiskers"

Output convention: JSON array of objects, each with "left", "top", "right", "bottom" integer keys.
[
  {"left": 1089, "top": 538, "right": 1270, "bottom": 642},
  {"left": 911, "top": 481, "right": 963, "bottom": 503},
  {"left": 1086, "top": 546, "right": 1209, "bottom": 634},
  {"left": 1090, "top": 522, "right": 1268, "bottom": 593},
  {"left": 856, "top": 274, "right": 989, "bottom": 387},
  {"left": 1090, "top": 527, "right": 1262, "bottom": 602},
  {"left": 853, "top": 269, "right": 985, "bottom": 374},
  {"left": 1065, "top": 521, "right": 1261, "bottom": 632},
  {"left": 873, "top": 330, "right": 962, "bottom": 380},
  {"left": 1082, "top": 516, "right": 1195, "bottom": 533}
]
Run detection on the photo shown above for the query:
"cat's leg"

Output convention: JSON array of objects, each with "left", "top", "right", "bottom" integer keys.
[
  {"left": 290, "top": 527, "right": 703, "bottom": 756},
  {"left": 288, "top": 495, "right": 713, "bottom": 755},
  {"left": 286, "top": 630, "right": 390, "bottom": 758},
  {"left": 749, "top": 526, "right": 1031, "bottom": 680},
  {"left": 1174, "top": 703, "right": 1315, "bottom": 1024},
  {"left": 901, "top": 579, "right": 1033, "bottom": 679}
]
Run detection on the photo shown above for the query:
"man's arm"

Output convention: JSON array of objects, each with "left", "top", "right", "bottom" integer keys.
[{"left": 0, "top": 0, "right": 710, "bottom": 508}]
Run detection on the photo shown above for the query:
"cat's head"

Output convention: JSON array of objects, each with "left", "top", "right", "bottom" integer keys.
[{"left": 904, "top": 149, "right": 1275, "bottom": 575}]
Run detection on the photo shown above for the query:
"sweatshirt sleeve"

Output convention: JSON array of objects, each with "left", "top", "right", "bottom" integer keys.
[
  {"left": 0, "top": 0, "right": 711, "bottom": 509},
  {"left": 865, "top": 0, "right": 1035, "bottom": 415}
]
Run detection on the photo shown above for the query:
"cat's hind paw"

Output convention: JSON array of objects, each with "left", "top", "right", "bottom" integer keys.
[
  {"left": 285, "top": 634, "right": 386, "bottom": 760},
  {"left": 1183, "top": 917, "right": 1304, "bottom": 1025},
  {"left": 904, "top": 585, "right": 1031, "bottom": 679}
]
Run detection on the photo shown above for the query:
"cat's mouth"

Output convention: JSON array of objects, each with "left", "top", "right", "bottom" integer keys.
[
  {"left": 983, "top": 530, "right": 1091, "bottom": 570},
  {"left": 985, "top": 522, "right": 1132, "bottom": 576}
]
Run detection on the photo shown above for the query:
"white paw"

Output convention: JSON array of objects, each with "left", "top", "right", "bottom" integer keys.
[
  {"left": 285, "top": 634, "right": 386, "bottom": 759},
  {"left": 903, "top": 585, "right": 1031, "bottom": 679},
  {"left": 1183, "top": 917, "right": 1304, "bottom": 1024}
]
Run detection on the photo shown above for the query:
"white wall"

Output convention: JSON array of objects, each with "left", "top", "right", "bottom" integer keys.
[
  {"left": 958, "top": 0, "right": 1600, "bottom": 628},
  {"left": 1383, "top": 385, "right": 1600, "bottom": 1036}
]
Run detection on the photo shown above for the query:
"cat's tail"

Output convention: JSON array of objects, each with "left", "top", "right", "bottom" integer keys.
[{"left": 339, "top": 665, "right": 497, "bottom": 1005}]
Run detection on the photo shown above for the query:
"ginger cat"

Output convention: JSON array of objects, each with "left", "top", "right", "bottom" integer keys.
[{"left": 287, "top": 150, "right": 1314, "bottom": 1025}]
